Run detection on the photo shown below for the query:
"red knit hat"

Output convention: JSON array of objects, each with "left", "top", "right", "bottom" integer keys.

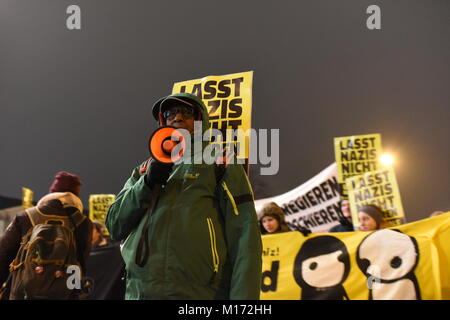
[{"left": 49, "top": 171, "right": 82, "bottom": 197}]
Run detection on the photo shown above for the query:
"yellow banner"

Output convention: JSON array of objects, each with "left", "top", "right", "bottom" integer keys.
[
  {"left": 334, "top": 134, "right": 383, "bottom": 198},
  {"left": 172, "top": 71, "right": 253, "bottom": 160},
  {"left": 346, "top": 167, "right": 405, "bottom": 228},
  {"left": 261, "top": 212, "right": 450, "bottom": 300},
  {"left": 89, "top": 194, "right": 116, "bottom": 235},
  {"left": 22, "top": 187, "right": 34, "bottom": 209}
]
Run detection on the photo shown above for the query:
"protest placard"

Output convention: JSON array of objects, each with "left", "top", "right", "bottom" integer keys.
[{"left": 334, "top": 133, "right": 383, "bottom": 198}]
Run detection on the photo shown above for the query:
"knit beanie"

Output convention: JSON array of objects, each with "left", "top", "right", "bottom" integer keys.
[
  {"left": 49, "top": 171, "right": 82, "bottom": 197},
  {"left": 258, "top": 202, "right": 289, "bottom": 234},
  {"left": 359, "top": 204, "right": 384, "bottom": 228}
]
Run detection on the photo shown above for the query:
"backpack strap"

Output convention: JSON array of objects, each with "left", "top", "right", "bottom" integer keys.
[
  {"left": 68, "top": 210, "right": 86, "bottom": 228},
  {"left": 26, "top": 207, "right": 52, "bottom": 227},
  {"left": 26, "top": 206, "right": 85, "bottom": 231}
]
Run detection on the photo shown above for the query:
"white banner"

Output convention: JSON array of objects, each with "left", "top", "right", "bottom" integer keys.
[{"left": 254, "top": 163, "right": 343, "bottom": 233}]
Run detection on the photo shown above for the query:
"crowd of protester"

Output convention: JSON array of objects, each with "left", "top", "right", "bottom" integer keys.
[
  {"left": 0, "top": 165, "right": 448, "bottom": 300},
  {"left": 0, "top": 92, "right": 447, "bottom": 300},
  {"left": 257, "top": 199, "right": 398, "bottom": 237}
]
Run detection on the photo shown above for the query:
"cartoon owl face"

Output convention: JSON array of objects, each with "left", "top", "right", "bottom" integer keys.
[
  {"left": 357, "top": 229, "right": 419, "bottom": 281},
  {"left": 301, "top": 250, "right": 346, "bottom": 288}
]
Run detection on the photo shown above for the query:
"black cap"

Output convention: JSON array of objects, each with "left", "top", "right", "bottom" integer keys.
[{"left": 151, "top": 93, "right": 203, "bottom": 121}]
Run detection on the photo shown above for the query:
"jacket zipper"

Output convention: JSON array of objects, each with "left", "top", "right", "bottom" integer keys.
[
  {"left": 221, "top": 182, "right": 239, "bottom": 215},
  {"left": 206, "top": 218, "right": 219, "bottom": 274}
]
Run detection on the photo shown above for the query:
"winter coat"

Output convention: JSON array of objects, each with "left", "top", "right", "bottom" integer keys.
[
  {"left": 329, "top": 218, "right": 355, "bottom": 232},
  {"left": 0, "top": 192, "right": 92, "bottom": 285},
  {"left": 106, "top": 93, "right": 262, "bottom": 300}
]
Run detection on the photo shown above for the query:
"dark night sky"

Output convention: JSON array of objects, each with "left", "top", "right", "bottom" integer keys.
[{"left": 1, "top": 0, "right": 449, "bottom": 222}]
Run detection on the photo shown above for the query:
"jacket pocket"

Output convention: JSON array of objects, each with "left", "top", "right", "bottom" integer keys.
[
  {"left": 206, "top": 218, "right": 220, "bottom": 278},
  {"left": 221, "top": 182, "right": 239, "bottom": 216}
]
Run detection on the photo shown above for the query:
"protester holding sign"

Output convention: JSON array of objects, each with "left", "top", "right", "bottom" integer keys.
[
  {"left": 346, "top": 167, "right": 405, "bottom": 228},
  {"left": 254, "top": 163, "right": 342, "bottom": 233},
  {"left": 357, "top": 204, "right": 389, "bottom": 231}
]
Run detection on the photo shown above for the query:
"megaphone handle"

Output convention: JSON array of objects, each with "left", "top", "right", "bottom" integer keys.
[{"left": 135, "top": 183, "right": 162, "bottom": 267}]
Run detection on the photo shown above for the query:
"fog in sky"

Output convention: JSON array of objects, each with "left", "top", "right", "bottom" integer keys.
[{"left": 1, "top": 0, "right": 449, "bottom": 222}]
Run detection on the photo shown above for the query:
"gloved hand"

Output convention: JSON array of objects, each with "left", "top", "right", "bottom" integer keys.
[{"left": 144, "top": 160, "right": 174, "bottom": 188}]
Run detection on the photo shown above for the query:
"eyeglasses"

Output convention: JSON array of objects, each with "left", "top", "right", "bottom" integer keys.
[{"left": 163, "top": 106, "right": 196, "bottom": 120}]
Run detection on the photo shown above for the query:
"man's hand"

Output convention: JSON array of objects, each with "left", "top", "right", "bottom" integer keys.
[{"left": 144, "top": 161, "right": 173, "bottom": 188}]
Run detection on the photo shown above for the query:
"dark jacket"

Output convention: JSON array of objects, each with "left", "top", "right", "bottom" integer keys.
[
  {"left": 0, "top": 192, "right": 92, "bottom": 285},
  {"left": 329, "top": 218, "right": 354, "bottom": 233}
]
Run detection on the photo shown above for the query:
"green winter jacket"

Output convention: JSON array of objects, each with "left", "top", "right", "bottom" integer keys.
[{"left": 106, "top": 93, "right": 262, "bottom": 300}]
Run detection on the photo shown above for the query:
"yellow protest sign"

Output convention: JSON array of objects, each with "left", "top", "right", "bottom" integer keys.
[
  {"left": 261, "top": 212, "right": 450, "bottom": 300},
  {"left": 89, "top": 194, "right": 116, "bottom": 235},
  {"left": 346, "top": 167, "right": 405, "bottom": 228},
  {"left": 172, "top": 71, "right": 253, "bottom": 161},
  {"left": 22, "top": 187, "right": 34, "bottom": 209},
  {"left": 334, "top": 133, "right": 383, "bottom": 198}
]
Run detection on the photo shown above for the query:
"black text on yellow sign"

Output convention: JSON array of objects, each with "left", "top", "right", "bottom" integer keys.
[
  {"left": 346, "top": 167, "right": 405, "bottom": 227},
  {"left": 334, "top": 134, "right": 383, "bottom": 198},
  {"left": 172, "top": 71, "right": 253, "bottom": 160},
  {"left": 89, "top": 194, "right": 116, "bottom": 235},
  {"left": 22, "top": 187, "right": 34, "bottom": 209}
]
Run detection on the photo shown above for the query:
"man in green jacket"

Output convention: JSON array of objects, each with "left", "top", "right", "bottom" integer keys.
[{"left": 106, "top": 93, "right": 262, "bottom": 300}]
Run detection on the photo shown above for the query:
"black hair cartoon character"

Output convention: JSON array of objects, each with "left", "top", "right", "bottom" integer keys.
[
  {"left": 293, "top": 236, "right": 350, "bottom": 300},
  {"left": 356, "top": 229, "right": 421, "bottom": 300}
]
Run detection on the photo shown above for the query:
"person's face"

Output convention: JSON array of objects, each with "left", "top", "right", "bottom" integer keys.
[
  {"left": 358, "top": 211, "right": 378, "bottom": 231},
  {"left": 262, "top": 216, "right": 280, "bottom": 233},
  {"left": 341, "top": 200, "right": 351, "bottom": 219},
  {"left": 163, "top": 105, "right": 196, "bottom": 134}
]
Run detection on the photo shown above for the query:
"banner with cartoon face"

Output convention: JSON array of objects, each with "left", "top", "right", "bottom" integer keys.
[{"left": 260, "top": 212, "right": 450, "bottom": 300}]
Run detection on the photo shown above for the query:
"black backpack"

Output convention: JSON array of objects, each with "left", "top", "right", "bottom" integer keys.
[{"left": 8, "top": 207, "right": 85, "bottom": 300}]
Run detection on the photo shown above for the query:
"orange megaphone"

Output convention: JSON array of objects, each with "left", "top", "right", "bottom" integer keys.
[{"left": 148, "top": 126, "right": 186, "bottom": 163}]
